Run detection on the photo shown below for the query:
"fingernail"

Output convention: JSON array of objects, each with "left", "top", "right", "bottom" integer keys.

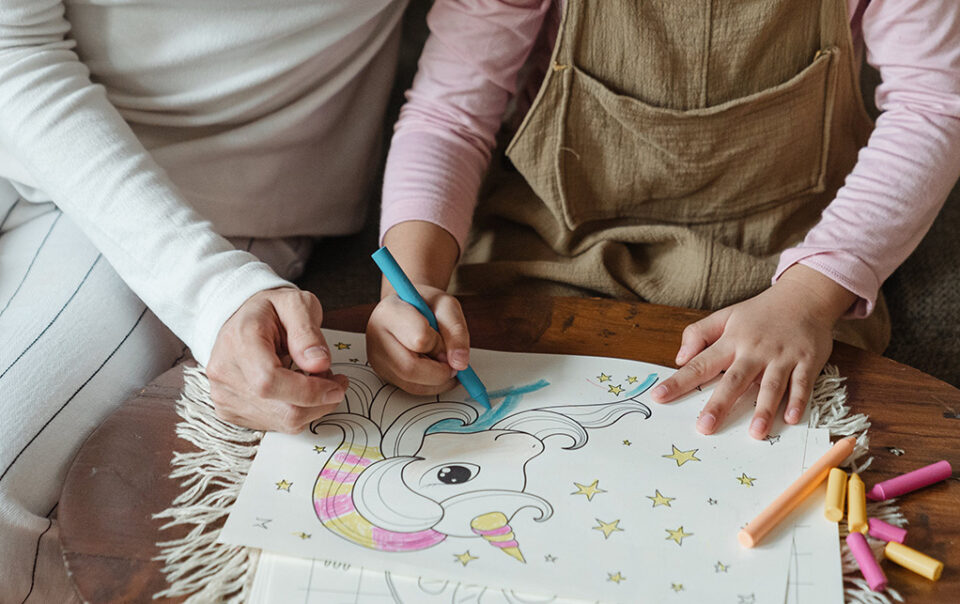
[
  {"left": 450, "top": 349, "right": 469, "bottom": 370},
  {"left": 750, "top": 416, "right": 767, "bottom": 437},
  {"left": 651, "top": 385, "right": 668, "bottom": 401},
  {"left": 305, "top": 346, "right": 328, "bottom": 360},
  {"left": 324, "top": 389, "right": 344, "bottom": 404},
  {"left": 697, "top": 412, "right": 717, "bottom": 433},
  {"left": 786, "top": 408, "right": 801, "bottom": 424},
  {"left": 675, "top": 346, "right": 690, "bottom": 364}
]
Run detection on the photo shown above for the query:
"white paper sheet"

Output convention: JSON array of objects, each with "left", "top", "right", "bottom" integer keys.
[{"left": 224, "top": 330, "right": 808, "bottom": 603}]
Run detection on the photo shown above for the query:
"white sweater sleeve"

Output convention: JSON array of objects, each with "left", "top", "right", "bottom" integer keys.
[{"left": 0, "top": 1, "right": 292, "bottom": 365}]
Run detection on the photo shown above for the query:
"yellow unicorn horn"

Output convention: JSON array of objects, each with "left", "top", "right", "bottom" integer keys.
[{"left": 470, "top": 512, "right": 525, "bottom": 563}]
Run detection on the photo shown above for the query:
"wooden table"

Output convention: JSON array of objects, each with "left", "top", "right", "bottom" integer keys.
[{"left": 59, "top": 297, "right": 960, "bottom": 602}]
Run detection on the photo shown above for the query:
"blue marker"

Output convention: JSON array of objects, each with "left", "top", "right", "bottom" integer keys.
[{"left": 372, "top": 246, "right": 491, "bottom": 409}]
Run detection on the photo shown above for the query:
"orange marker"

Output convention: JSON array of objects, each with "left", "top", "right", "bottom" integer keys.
[
  {"left": 885, "top": 542, "right": 943, "bottom": 581},
  {"left": 739, "top": 436, "right": 856, "bottom": 548},
  {"left": 824, "top": 468, "right": 846, "bottom": 522},
  {"left": 847, "top": 473, "right": 868, "bottom": 534}
]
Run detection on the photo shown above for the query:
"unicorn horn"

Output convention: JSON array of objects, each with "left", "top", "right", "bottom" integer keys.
[{"left": 470, "top": 512, "right": 525, "bottom": 563}]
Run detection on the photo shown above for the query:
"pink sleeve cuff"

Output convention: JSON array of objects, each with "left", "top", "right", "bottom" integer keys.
[
  {"left": 380, "top": 129, "right": 488, "bottom": 252},
  {"left": 773, "top": 249, "right": 881, "bottom": 319}
]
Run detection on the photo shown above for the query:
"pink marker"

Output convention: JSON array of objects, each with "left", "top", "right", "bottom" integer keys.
[
  {"left": 846, "top": 532, "right": 888, "bottom": 591},
  {"left": 867, "top": 460, "right": 952, "bottom": 501},
  {"left": 868, "top": 518, "right": 907, "bottom": 544}
]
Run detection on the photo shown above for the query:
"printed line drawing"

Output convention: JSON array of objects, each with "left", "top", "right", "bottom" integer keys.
[{"left": 310, "top": 364, "right": 654, "bottom": 562}]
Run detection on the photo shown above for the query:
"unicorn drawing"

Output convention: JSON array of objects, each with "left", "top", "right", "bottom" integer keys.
[{"left": 310, "top": 364, "right": 656, "bottom": 562}]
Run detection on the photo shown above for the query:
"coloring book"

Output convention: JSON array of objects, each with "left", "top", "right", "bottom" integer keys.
[{"left": 221, "top": 330, "right": 829, "bottom": 603}]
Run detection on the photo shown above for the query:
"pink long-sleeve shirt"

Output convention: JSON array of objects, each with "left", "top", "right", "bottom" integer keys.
[{"left": 381, "top": 0, "right": 960, "bottom": 318}]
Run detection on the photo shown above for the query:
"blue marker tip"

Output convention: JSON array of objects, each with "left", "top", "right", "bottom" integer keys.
[{"left": 371, "top": 246, "right": 491, "bottom": 409}]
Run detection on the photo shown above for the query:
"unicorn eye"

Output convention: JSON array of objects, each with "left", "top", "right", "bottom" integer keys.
[{"left": 435, "top": 464, "right": 479, "bottom": 484}]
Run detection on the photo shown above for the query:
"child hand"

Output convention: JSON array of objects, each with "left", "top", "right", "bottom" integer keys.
[
  {"left": 206, "top": 287, "right": 349, "bottom": 433},
  {"left": 649, "top": 265, "right": 857, "bottom": 439},
  {"left": 366, "top": 285, "right": 470, "bottom": 395}
]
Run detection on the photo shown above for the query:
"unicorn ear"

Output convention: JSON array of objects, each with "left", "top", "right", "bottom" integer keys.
[{"left": 354, "top": 457, "right": 444, "bottom": 532}]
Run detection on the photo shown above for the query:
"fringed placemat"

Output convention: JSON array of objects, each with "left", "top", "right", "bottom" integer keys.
[{"left": 153, "top": 364, "right": 904, "bottom": 603}]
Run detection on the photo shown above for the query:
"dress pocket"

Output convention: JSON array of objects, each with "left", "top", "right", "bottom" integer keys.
[{"left": 542, "top": 47, "right": 839, "bottom": 229}]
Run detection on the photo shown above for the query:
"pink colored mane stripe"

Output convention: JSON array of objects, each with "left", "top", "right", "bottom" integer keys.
[
  {"left": 332, "top": 452, "right": 374, "bottom": 467},
  {"left": 315, "top": 494, "right": 356, "bottom": 520},
  {"left": 490, "top": 540, "right": 519, "bottom": 549},
  {"left": 472, "top": 525, "right": 513, "bottom": 536},
  {"left": 371, "top": 526, "right": 446, "bottom": 551},
  {"left": 319, "top": 468, "right": 362, "bottom": 483}
]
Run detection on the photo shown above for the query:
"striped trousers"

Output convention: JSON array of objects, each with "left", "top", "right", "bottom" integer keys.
[{"left": 0, "top": 179, "right": 311, "bottom": 603}]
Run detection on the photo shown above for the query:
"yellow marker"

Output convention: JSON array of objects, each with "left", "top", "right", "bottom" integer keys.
[
  {"left": 884, "top": 542, "right": 943, "bottom": 581},
  {"left": 824, "top": 468, "right": 847, "bottom": 522},
  {"left": 847, "top": 473, "right": 868, "bottom": 534}
]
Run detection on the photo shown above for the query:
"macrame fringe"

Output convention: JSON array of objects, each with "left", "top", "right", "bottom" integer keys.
[
  {"left": 152, "top": 365, "right": 263, "bottom": 602},
  {"left": 153, "top": 363, "right": 903, "bottom": 603}
]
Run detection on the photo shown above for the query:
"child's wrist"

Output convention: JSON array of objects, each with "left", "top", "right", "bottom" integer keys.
[{"left": 775, "top": 264, "right": 858, "bottom": 326}]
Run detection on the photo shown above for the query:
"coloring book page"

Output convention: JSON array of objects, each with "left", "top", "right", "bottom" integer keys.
[
  {"left": 222, "top": 329, "right": 810, "bottom": 603},
  {"left": 247, "top": 429, "right": 842, "bottom": 604}
]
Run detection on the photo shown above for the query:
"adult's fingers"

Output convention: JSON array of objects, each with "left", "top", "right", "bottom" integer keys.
[
  {"left": 273, "top": 289, "right": 331, "bottom": 374},
  {"left": 696, "top": 358, "right": 764, "bottom": 435},
  {"left": 749, "top": 363, "right": 792, "bottom": 439},
  {"left": 651, "top": 345, "right": 731, "bottom": 404},
  {"left": 433, "top": 295, "right": 470, "bottom": 370},
  {"left": 675, "top": 309, "right": 729, "bottom": 365},
  {"left": 212, "top": 382, "right": 341, "bottom": 433},
  {"left": 783, "top": 362, "right": 818, "bottom": 425}
]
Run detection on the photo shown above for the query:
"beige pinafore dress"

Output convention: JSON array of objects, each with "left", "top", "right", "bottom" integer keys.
[{"left": 452, "top": 0, "right": 890, "bottom": 352}]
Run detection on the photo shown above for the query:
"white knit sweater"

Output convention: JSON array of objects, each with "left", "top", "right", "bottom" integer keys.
[{"left": 0, "top": 0, "right": 407, "bottom": 363}]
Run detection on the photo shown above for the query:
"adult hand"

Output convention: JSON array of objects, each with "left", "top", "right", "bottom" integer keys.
[
  {"left": 366, "top": 284, "right": 469, "bottom": 395},
  {"left": 206, "top": 287, "right": 349, "bottom": 433},
  {"left": 650, "top": 265, "right": 857, "bottom": 439}
]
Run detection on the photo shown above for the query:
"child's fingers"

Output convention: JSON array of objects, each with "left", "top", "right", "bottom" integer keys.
[
  {"left": 783, "top": 362, "right": 817, "bottom": 424},
  {"left": 749, "top": 363, "right": 792, "bottom": 440},
  {"left": 676, "top": 309, "right": 729, "bottom": 365},
  {"left": 379, "top": 330, "right": 458, "bottom": 392},
  {"left": 433, "top": 295, "right": 470, "bottom": 370},
  {"left": 381, "top": 295, "right": 443, "bottom": 355},
  {"left": 652, "top": 344, "right": 731, "bottom": 404},
  {"left": 696, "top": 358, "right": 763, "bottom": 435}
]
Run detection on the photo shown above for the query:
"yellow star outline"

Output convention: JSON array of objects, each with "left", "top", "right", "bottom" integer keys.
[
  {"left": 275, "top": 479, "right": 292, "bottom": 491},
  {"left": 608, "top": 384, "right": 625, "bottom": 395},
  {"left": 454, "top": 551, "right": 479, "bottom": 566},
  {"left": 736, "top": 473, "right": 757, "bottom": 487},
  {"left": 293, "top": 531, "right": 311, "bottom": 540},
  {"left": 334, "top": 342, "right": 351, "bottom": 350},
  {"left": 626, "top": 375, "right": 639, "bottom": 384},
  {"left": 313, "top": 445, "right": 326, "bottom": 454},
  {"left": 662, "top": 445, "right": 701, "bottom": 467},
  {"left": 571, "top": 479, "right": 607, "bottom": 501},
  {"left": 665, "top": 525, "right": 693, "bottom": 545},
  {"left": 607, "top": 571, "right": 626, "bottom": 584},
  {"left": 593, "top": 518, "right": 624, "bottom": 539},
  {"left": 597, "top": 372, "right": 612, "bottom": 382},
  {"left": 671, "top": 583, "right": 684, "bottom": 592},
  {"left": 715, "top": 561, "right": 730, "bottom": 573},
  {"left": 647, "top": 489, "right": 675, "bottom": 508}
]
